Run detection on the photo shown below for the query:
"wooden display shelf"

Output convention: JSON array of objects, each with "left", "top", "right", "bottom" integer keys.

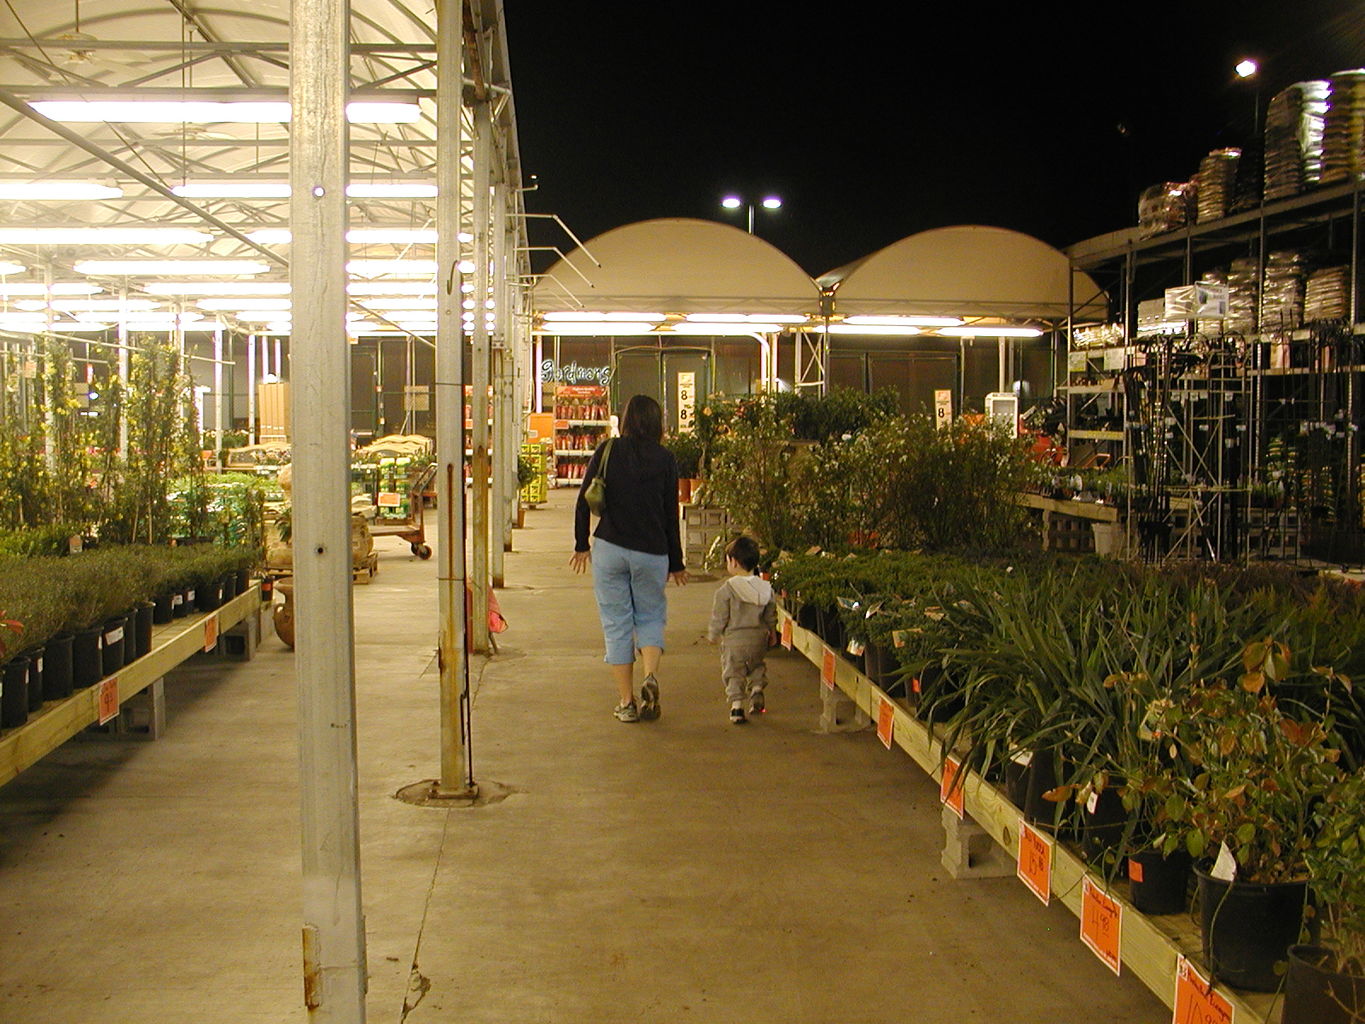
[
  {"left": 1017, "top": 492, "right": 1120, "bottom": 523},
  {"left": 1069, "top": 429, "right": 1125, "bottom": 441},
  {"left": 0, "top": 587, "right": 264, "bottom": 789},
  {"left": 779, "top": 608, "right": 1278, "bottom": 1024}
]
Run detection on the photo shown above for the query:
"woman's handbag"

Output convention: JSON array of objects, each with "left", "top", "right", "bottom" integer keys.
[{"left": 583, "top": 438, "right": 614, "bottom": 516}]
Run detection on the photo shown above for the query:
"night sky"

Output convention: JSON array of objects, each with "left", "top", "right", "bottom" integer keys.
[{"left": 504, "top": 1, "right": 1365, "bottom": 278}]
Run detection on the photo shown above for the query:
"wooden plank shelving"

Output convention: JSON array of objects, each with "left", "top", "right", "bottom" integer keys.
[
  {"left": 779, "top": 608, "right": 1279, "bottom": 1024},
  {"left": 0, "top": 587, "right": 264, "bottom": 789}
]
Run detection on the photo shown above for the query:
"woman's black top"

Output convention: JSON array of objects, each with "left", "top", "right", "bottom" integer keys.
[{"left": 574, "top": 436, "right": 684, "bottom": 573}]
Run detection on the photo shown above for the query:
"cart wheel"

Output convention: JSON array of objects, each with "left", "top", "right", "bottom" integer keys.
[{"left": 414, "top": 543, "right": 432, "bottom": 559}]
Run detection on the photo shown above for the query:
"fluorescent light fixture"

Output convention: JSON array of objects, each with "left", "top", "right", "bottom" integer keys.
[
  {"left": 347, "top": 183, "right": 437, "bottom": 198},
  {"left": 537, "top": 321, "right": 660, "bottom": 336},
  {"left": 347, "top": 281, "right": 438, "bottom": 296},
  {"left": 245, "top": 228, "right": 439, "bottom": 245},
  {"left": 144, "top": 281, "right": 290, "bottom": 296},
  {"left": 233, "top": 311, "right": 292, "bottom": 323},
  {"left": 761, "top": 196, "right": 782, "bottom": 210},
  {"left": 31, "top": 99, "right": 422, "bottom": 124},
  {"left": 541, "top": 311, "right": 666, "bottom": 323},
  {"left": 685, "top": 313, "right": 807, "bottom": 325},
  {"left": 939, "top": 326, "right": 1043, "bottom": 338},
  {"left": 0, "top": 227, "right": 212, "bottom": 245},
  {"left": 0, "top": 182, "right": 122, "bottom": 200},
  {"left": 370, "top": 309, "right": 438, "bottom": 320},
  {"left": 0, "top": 283, "right": 100, "bottom": 296},
  {"left": 172, "top": 182, "right": 291, "bottom": 199},
  {"left": 18, "top": 298, "right": 156, "bottom": 312},
  {"left": 0, "top": 262, "right": 25, "bottom": 275},
  {"left": 671, "top": 321, "right": 787, "bottom": 335},
  {"left": 456, "top": 259, "right": 476, "bottom": 274},
  {"left": 197, "top": 297, "right": 291, "bottom": 311},
  {"left": 346, "top": 259, "right": 438, "bottom": 278},
  {"left": 77, "top": 310, "right": 202, "bottom": 324},
  {"left": 843, "top": 314, "right": 964, "bottom": 328},
  {"left": 825, "top": 324, "right": 922, "bottom": 336},
  {"left": 356, "top": 298, "right": 437, "bottom": 311},
  {"left": 721, "top": 196, "right": 743, "bottom": 209},
  {"left": 75, "top": 259, "right": 270, "bottom": 276}
]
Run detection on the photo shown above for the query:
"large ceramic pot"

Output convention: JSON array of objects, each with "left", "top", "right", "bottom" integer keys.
[
  {"left": 273, "top": 580, "right": 295, "bottom": 649},
  {"left": 1195, "top": 866, "right": 1308, "bottom": 992}
]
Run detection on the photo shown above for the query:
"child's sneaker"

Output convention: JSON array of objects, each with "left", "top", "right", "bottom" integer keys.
[
  {"left": 748, "top": 690, "right": 765, "bottom": 715},
  {"left": 638, "top": 675, "right": 660, "bottom": 720},
  {"left": 614, "top": 700, "right": 639, "bottom": 723},
  {"left": 729, "top": 704, "right": 747, "bottom": 725}
]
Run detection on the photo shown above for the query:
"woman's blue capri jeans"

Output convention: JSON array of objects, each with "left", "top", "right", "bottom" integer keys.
[{"left": 591, "top": 538, "right": 669, "bottom": 665}]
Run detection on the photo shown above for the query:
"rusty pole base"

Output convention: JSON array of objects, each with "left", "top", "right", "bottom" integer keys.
[{"left": 394, "top": 778, "right": 513, "bottom": 808}]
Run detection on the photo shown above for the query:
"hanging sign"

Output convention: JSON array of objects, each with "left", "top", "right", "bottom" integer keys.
[
  {"left": 97, "top": 677, "right": 119, "bottom": 725},
  {"left": 939, "top": 755, "right": 965, "bottom": 819},
  {"left": 1080, "top": 877, "right": 1123, "bottom": 976},
  {"left": 876, "top": 696, "right": 895, "bottom": 749},
  {"left": 780, "top": 616, "right": 793, "bottom": 650},
  {"left": 203, "top": 615, "right": 219, "bottom": 653},
  {"left": 934, "top": 389, "right": 953, "bottom": 430},
  {"left": 1173, "top": 955, "right": 1233, "bottom": 1024},
  {"left": 676, "top": 372, "right": 697, "bottom": 434},
  {"left": 540, "top": 360, "right": 612, "bottom": 386},
  {"left": 821, "top": 648, "right": 836, "bottom": 690},
  {"left": 1017, "top": 818, "right": 1053, "bottom": 905}
]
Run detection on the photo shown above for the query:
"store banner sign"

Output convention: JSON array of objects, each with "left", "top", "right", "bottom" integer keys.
[
  {"left": 677, "top": 372, "right": 697, "bottom": 434},
  {"left": 541, "top": 360, "right": 612, "bottom": 386}
]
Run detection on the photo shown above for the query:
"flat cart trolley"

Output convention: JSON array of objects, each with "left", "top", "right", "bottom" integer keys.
[{"left": 356, "top": 458, "right": 437, "bottom": 559}]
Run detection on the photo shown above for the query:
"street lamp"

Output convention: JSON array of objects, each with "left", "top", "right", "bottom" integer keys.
[
  {"left": 721, "top": 194, "right": 782, "bottom": 234},
  {"left": 1235, "top": 57, "right": 1261, "bottom": 137}
]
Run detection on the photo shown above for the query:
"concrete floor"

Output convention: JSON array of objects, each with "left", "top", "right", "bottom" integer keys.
[{"left": 0, "top": 489, "right": 1168, "bottom": 1023}]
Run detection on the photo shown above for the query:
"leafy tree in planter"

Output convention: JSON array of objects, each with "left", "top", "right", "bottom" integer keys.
[{"left": 42, "top": 339, "right": 103, "bottom": 530}]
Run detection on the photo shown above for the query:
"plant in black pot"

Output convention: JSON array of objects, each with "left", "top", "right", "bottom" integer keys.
[
  {"left": 1286, "top": 766, "right": 1365, "bottom": 1023},
  {"left": 1133, "top": 639, "right": 1344, "bottom": 992}
]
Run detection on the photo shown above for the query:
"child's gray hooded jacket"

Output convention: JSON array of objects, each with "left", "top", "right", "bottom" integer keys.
[{"left": 708, "top": 574, "right": 776, "bottom": 643}]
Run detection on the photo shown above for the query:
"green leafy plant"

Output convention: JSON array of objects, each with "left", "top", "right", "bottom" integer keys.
[
  {"left": 1305, "top": 767, "right": 1365, "bottom": 972},
  {"left": 664, "top": 431, "right": 704, "bottom": 479}
]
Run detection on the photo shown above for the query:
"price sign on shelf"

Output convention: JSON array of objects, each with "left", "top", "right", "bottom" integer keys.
[
  {"left": 96, "top": 677, "right": 119, "bottom": 725},
  {"left": 203, "top": 615, "right": 219, "bottom": 653},
  {"left": 821, "top": 648, "right": 836, "bottom": 690},
  {"left": 876, "top": 696, "right": 894, "bottom": 749},
  {"left": 780, "top": 616, "right": 792, "bottom": 650},
  {"left": 939, "top": 755, "right": 965, "bottom": 819},
  {"left": 1173, "top": 955, "right": 1233, "bottom": 1024},
  {"left": 1080, "top": 876, "right": 1123, "bottom": 976},
  {"left": 1016, "top": 818, "right": 1053, "bottom": 905}
]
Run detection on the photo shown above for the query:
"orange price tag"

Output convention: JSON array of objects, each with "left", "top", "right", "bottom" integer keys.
[
  {"left": 876, "top": 696, "right": 894, "bottom": 749},
  {"left": 821, "top": 648, "right": 835, "bottom": 690},
  {"left": 1017, "top": 818, "right": 1053, "bottom": 905},
  {"left": 780, "top": 617, "right": 793, "bottom": 650},
  {"left": 1080, "top": 876, "right": 1123, "bottom": 976},
  {"left": 1173, "top": 955, "right": 1233, "bottom": 1024},
  {"left": 203, "top": 615, "right": 219, "bottom": 653},
  {"left": 96, "top": 677, "right": 119, "bottom": 724},
  {"left": 939, "top": 755, "right": 965, "bottom": 819}
]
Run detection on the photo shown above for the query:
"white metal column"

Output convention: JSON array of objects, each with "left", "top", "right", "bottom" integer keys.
[
  {"left": 290, "top": 0, "right": 367, "bottom": 1018},
  {"left": 490, "top": 183, "right": 508, "bottom": 582},
  {"left": 470, "top": 98, "right": 493, "bottom": 652}
]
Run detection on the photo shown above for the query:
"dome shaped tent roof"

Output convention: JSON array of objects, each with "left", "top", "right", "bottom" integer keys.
[
  {"left": 532, "top": 218, "right": 821, "bottom": 316},
  {"left": 821, "top": 225, "right": 1109, "bottom": 323}
]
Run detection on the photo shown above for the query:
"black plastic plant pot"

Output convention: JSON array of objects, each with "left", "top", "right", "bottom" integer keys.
[
  {"left": 196, "top": 579, "right": 223, "bottom": 612},
  {"left": 100, "top": 617, "right": 126, "bottom": 676},
  {"left": 1, "top": 655, "right": 30, "bottom": 728},
  {"left": 44, "top": 633, "right": 74, "bottom": 700},
  {"left": 1196, "top": 866, "right": 1308, "bottom": 992},
  {"left": 26, "top": 653, "right": 43, "bottom": 712},
  {"left": 71, "top": 625, "right": 103, "bottom": 688},
  {"left": 1283, "top": 944, "right": 1365, "bottom": 1024},
  {"left": 221, "top": 572, "right": 239, "bottom": 602},
  {"left": 1127, "top": 847, "right": 1191, "bottom": 915},
  {"left": 172, "top": 588, "right": 191, "bottom": 618},
  {"left": 236, "top": 567, "right": 250, "bottom": 594},
  {"left": 153, "top": 592, "right": 174, "bottom": 625},
  {"left": 120, "top": 611, "right": 140, "bottom": 667},
  {"left": 134, "top": 603, "right": 154, "bottom": 660},
  {"left": 1079, "top": 786, "right": 1129, "bottom": 863}
]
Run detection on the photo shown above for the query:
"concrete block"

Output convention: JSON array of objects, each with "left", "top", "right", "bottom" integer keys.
[
  {"left": 940, "top": 805, "right": 1014, "bottom": 879},
  {"left": 817, "top": 685, "right": 870, "bottom": 733}
]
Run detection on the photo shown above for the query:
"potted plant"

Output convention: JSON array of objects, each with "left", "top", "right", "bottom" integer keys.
[
  {"left": 665, "top": 431, "right": 703, "bottom": 502},
  {"left": 1284, "top": 766, "right": 1365, "bottom": 1023},
  {"left": 1132, "top": 640, "right": 1343, "bottom": 992}
]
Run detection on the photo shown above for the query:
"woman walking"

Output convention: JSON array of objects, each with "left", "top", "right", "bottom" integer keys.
[{"left": 570, "top": 394, "right": 688, "bottom": 722}]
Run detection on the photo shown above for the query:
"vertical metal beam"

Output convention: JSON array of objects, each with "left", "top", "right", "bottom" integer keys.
[
  {"left": 290, "top": 0, "right": 367, "bottom": 1018},
  {"left": 470, "top": 98, "right": 493, "bottom": 652},
  {"left": 248, "top": 333, "right": 257, "bottom": 444},
  {"left": 490, "top": 183, "right": 509, "bottom": 580},
  {"left": 433, "top": 0, "right": 474, "bottom": 797}
]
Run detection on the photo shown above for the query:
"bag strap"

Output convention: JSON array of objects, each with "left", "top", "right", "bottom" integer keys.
[{"left": 597, "top": 438, "right": 614, "bottom": 479}]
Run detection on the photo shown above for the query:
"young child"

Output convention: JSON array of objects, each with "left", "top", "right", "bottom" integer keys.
[{"left": 707, "top": 535, "right": 776, "bottom": 724}]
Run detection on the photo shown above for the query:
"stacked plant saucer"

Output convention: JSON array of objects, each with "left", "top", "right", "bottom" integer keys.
[
  {"left": 1320, "top": 68, "right": 1365, "bottom": 184},
  {"left": 1196, "top": 148, "right": 1240, "bottom": 223}
]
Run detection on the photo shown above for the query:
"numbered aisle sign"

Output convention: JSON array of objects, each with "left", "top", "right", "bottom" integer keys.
[
  {"left": 1016, "top": 818, "right": 1053, "bottom": 905},
  {"left": 939, "top": 755, "right": 965, "bottom": 819},
  {"left": 1173, "top": 955, "right": 1233, "bottom": 1024},
  {"left": 821, "top": 648, "right": 836, "bottom": 690},
  {"left": 876, "top": 696, "right": 894, "bottom": 749},
  {"left": 780, "top": 616, "right": 792, "bottom": 650},
  {"left": 1080, "top": 876, "right": 1123, "bottom": 976},
  {"left": 97, "top": 677, "right": 119, "bottom": 725}
]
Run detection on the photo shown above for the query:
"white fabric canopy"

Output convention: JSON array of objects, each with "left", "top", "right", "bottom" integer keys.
[
  {"left": 821, "top": 225, "right": 1109, "bottom": 323},
  {"left": 533, "top": 218, "right": 822, "bottom": 316}
]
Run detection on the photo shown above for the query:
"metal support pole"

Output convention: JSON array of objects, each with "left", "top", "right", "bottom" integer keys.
[
  {"left": 490, "top": 184, "right": 509, "bottom": 580},
  {"left": 117, "top": 291, "right": 129, "bottom": 456},
  {"left": 290, "top": 0, "right": 367, "bottom": 1018},
  {"left": 471, "top": 99, "right": 493, "bottom": 653},
  {"left": 432, "top": 0, "right": 474, "bottom": 798},
  {"left": 213, "top": 325, "right": 224, "bottom": 464},
  {"left": 248, "top": 333, "right": 257, "bottom": 444}
]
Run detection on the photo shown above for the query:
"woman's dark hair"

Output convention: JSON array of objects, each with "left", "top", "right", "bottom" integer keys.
[{"left": 620, "top": 394, "right": 663, "bottom": 442}]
